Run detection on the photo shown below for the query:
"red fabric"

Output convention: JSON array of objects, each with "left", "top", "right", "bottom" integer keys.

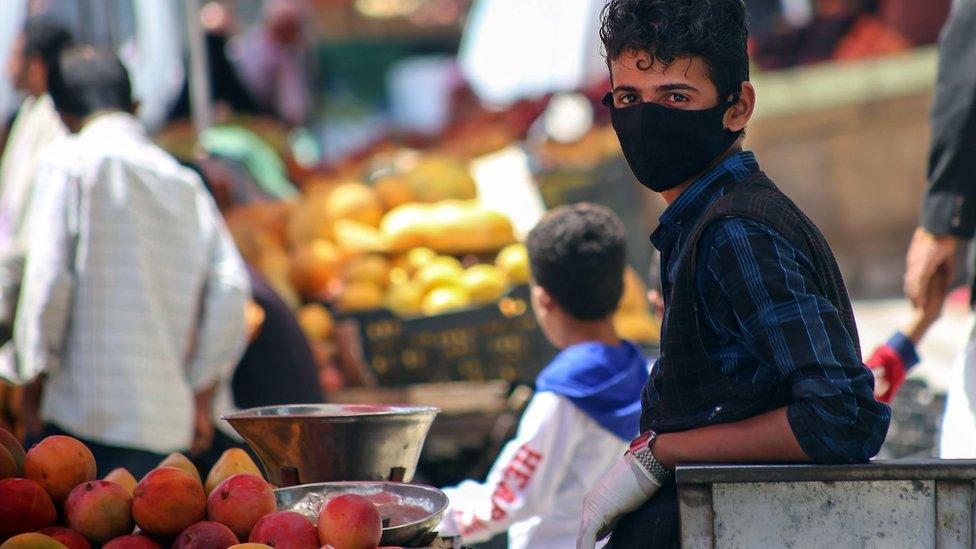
[
  {"left": 833, "top": 16, "right": 912, "bottom": 62},
  {"left": 866, "top": 344, "right": 907, "bottom": 404}
]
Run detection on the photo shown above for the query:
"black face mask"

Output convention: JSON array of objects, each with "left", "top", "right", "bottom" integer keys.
[{"left": 603, "top": 93, "right": 742, "bottom": 192}]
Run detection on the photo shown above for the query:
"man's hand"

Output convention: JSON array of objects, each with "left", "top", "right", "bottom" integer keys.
[
  {"left": 21, "top": 376, "right": 45, "bottom": 440},
  {"left": 190, "top": 384, "right": 217, "bottom": 457},
  {"left": 904, "top": 227, "right": 960, "bottom": 309},
  {"left": 577, "top": 453, "right": 661, "bottom": 549},
  {"left": 190, "top": 406, "right": 214, "bottom": 457},
  {"left": 873, "top": 264, "right": 950, "bottom": 403},
  {"left": 245, "top": 300, "right": 265, "bottom": 343},
  {"left": 907, "top": 262, "right": 951, "bottom": 344}
]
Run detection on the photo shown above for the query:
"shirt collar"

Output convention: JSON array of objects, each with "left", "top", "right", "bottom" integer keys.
[
  {"left": 78, "top": 111, "right": 146, "bottom": 140},
  {"left": 651, "top": 150, "right": 759, "bottom": 250}
]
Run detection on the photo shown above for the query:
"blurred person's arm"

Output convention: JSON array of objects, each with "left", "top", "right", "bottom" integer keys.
[
  {"left": 186, "top": 196, "right": 251, "bottom": 394},
  {"left": 0, "top": 251, "right": 25, "bottom": 343},
  {"left": 906, "top": 0, "right": 976, "bottom": 307},
  {"left": 0, "top": 383, "right": 15, "bottom": 434},
  {"left": 245, "top": 299, "right": 265, "bottom": 343},
  {"left": 190, "top": 382, "right": 217, "bottom": 456},
  {"left": 186, "top": 203, "right": 249, "bottom": 456},
  {"left": 10, "top": 158, "right": 77, "bottom": 385},
  {"left": 921, "top": 0, "right": 976, "bottom": 237},
  {"left": 870, "top": 265, "right": 950, "bottom": 402},
  {"left": 273, "top": 55, "right": 312, "bottom": 127},
  {"left": 21, "top": 376, "right": 44, "bottom": 439}
]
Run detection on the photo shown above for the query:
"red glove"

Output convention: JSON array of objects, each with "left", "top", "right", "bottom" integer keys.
[{"left": 866, "top": 345, "right": 907, "bottom": 404}]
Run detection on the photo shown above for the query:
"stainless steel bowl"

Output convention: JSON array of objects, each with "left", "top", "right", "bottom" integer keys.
[
  {"left": 223, "top": 404, "right": 440, "bottom": 486},
  {"left": 275, "top": 481, "right": 449, "bottom": 547}
]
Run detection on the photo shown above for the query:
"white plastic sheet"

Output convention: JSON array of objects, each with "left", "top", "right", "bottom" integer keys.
[{"left": 459, "top": 0, "right": 606, "bottom": 106}]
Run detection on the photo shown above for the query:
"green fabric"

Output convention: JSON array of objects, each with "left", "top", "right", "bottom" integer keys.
[{"left": 200, "top": 125, "right": 299, "bottom": 200}]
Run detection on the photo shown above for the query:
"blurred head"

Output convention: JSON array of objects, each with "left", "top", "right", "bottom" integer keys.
[
  {"left": 264, "top": 0, "right": 305, "bottom": 45},
  {"left": 7, "top": 16, "right": 73, "bottom": 96},
  {"left": 526, "top": 204, "right": 627, "bottom": 347},
  {"left": 200, "top": 1, "right": 235, "bottom": 35},
  {"left": 48, "top": 46, "right": 133, "bottom": 132}
]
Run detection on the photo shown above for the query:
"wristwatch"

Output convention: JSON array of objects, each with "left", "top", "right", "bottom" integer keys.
[{"left": 628, "top": 430, "right": 673, "bottom": 484}]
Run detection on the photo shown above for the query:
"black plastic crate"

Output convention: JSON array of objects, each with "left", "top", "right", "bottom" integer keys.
[
  {"left": 534, "top": 157, "right": 655, "bottom": 279},
  {"left": 341, "top": 285, "right": 558, "bottom": 386}
]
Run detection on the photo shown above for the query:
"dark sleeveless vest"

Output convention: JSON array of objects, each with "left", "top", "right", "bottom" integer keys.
[{"left": 639, "top": 171, "right": 860, "bottom": 433}]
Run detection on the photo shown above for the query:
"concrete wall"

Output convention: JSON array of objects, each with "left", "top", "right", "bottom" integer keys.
[
  {"left": 677, "top": 461, "right": 976, "bottom": 548},
  {"left": 746, "top": 49, "right": 939, "bottom": 297},
  {"left": 749, "top": 91, "right": 933, "bottom": 297}
]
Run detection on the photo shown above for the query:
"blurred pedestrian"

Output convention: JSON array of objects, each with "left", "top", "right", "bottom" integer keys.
[
  {"left": 0, "top": 16, "right": 73, "bottom": 440},
  {"left": 867, "top": 265, "right": 949, "bottom": 403},
  {"left": 184, "top": 158, "right": 323, "bottom": 472},
  {"left": 903, "top": 0, "right": 976, "bottom": 459},
  {"left": 0, "top": 16, "right": 72, "bottom": 342},
  {"left": 5, "top": 47, "right": 250, "bottom": 478},
  {"left": 224, "top": 268, "right": 323, "bottom": 411},
  {"left": 189, "top": 159, "right": 321, "bottom": 414},
  {"left": 167, "top": 1, "right": 265, "bottom": 124},
  {"left": 230, "top": 0, "right": 313, "bottom": 127}
]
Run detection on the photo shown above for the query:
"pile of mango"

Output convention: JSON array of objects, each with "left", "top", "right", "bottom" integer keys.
[
  {"left": 226, "top": 155, "right": 523, "bottom": 319},
  {"left": 613, "top": 268, "right": 661, "bottom": 344},
  {"left": 0, "top": 428, "right": 390, "bottom": 549},
  {"left": 226, "top": 151, "right": 658, "bottom": 354}
]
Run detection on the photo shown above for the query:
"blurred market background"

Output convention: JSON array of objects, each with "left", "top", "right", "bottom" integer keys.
[{"left": 0, "top": 0, "right": 961, "bottom": 494}]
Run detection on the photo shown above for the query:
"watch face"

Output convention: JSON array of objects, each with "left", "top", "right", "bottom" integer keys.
[{"left": 629, "top": 430, "right": 655, "bottom": 452}]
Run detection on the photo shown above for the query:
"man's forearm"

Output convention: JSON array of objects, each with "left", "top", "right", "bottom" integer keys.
[
  {"left": 651, "top": 407, "right": 810, "bottom": 470},
  {"left": 21, "top": 375, "right": 45, "bottom": 437},
  {"left": 194, "top": 382, "right": 217, "bottom": 411}
]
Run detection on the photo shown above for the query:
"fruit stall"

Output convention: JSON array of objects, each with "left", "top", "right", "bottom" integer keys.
[
  {"left": 208, "top": 134, "right": 661, "bottom": 487},
  {"left": 1, "top": 3, "right": 663, "bottom": 546},
  {"left": 150, "top": 0, "right": 662, "bottom": 490}
]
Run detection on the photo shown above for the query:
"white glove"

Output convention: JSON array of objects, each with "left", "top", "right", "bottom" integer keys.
[{"left": 577, "top": 452, "right": 662, "bottom": 549}]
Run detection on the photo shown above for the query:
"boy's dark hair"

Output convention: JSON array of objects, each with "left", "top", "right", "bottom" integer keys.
[
  {"left": 49, "top": 47, "right": 133, "bottom": 119},
  {"left": 600, "top": 0, "right": 750, "bottom": 100},
  {"left": 526, "top": 203, "right": 627, "bottom": 321},
  {"left": 22, "top": 16, "right": 74, "bottom": 74}
]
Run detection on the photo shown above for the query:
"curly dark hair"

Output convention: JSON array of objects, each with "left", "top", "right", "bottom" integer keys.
[
  {"left": 526, "top": 203, "right": 627, "bottom": 321},
  {"left": 600, "top": 0, "right": 750, "bottom": 99}
]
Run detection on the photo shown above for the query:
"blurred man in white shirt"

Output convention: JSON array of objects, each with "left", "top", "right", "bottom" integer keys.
[
  {"left": 6, "top": 47, "right": 250, "bottom": 477},
  {"left": 0, "top": 17, "right": 72, "bottom": 348},
  {"left": 0, "top": 16, "right": 72, "bottom": 251},
  {"left": 0, "top": 16, "right": 72, "bottom": 436}
]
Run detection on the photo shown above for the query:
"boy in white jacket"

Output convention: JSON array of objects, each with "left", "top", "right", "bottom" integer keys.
[{"left": 438, "top": 204, "right": 649, "bottom": 548}]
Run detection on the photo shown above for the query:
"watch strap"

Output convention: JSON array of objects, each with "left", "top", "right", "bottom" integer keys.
[{"left": 631, "top": 442, "right": 673, "bottom": 485}]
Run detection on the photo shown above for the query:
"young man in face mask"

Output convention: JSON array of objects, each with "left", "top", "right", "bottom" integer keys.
[{"left": 577, "top": 1, "right": 891, "bottom": 547}]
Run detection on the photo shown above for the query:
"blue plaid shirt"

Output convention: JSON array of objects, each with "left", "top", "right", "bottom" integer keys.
[{"left": 650, "top": 151, "right": 890, "bottom": 463}]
